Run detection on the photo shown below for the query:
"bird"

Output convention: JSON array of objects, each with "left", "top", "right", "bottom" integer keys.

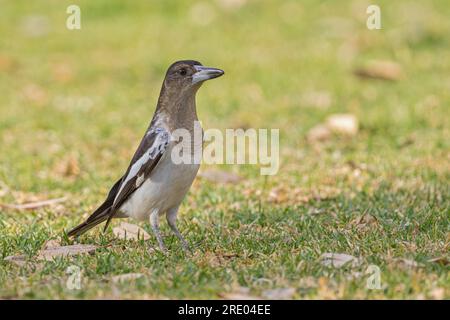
[{"left": 67, "top": 60, "right": 224, "bottom": 252}]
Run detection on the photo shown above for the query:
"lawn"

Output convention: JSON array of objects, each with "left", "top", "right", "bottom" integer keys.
[{"left": 0, "top": 0, "right": 449, "bottom": 299}]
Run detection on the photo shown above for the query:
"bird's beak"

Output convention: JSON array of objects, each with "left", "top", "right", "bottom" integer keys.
[{"left": 192, "top": 65, "right": 224, "bottom": 84}]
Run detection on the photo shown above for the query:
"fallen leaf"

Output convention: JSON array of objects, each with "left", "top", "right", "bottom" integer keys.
[
  {"left": 430, "top": 288, "right": 445, "bottom": 300},
  {"left": 112, "top": 273, "right": 144, "bottom": 283},
  {"left": 220, "top": 287, "right": 261, "bottom": 300},
  {"left": 0, "top": 197, "right": 67, "bottom": 210},
  {"left": 312, "top": 186, "right": 341, "bottom": 201},
  {"left": 4, "top": 255, "right": 27, "bottom": 267},
  {"left": 230, "top": 202, "right": 241, "bottom": 210},
  {"left": 320, "top": 253, "right": 360, "bottom": 268},
  {"left": 37, "top": 244, "right": 98, "bottom": 261},
  {"left": 326, "top": 114, "right": 359, "bottom": 136},
  {"left": 11, "top": 190, "right": 41, "bottom": 203},
  {"left": 346, "top": 271, "right": 364, "bottom": 281},
  {"left": 199, "top": 169, "right": 242, "bottom": 184},
  {"left": 301, "top": 90, "right": 332, "bottom": 109},
  {"left": 216, "top": 0, "right": 247, "bottom": 11},
  {"left": 307, "top": 124, "right": 331, "bottom": 142},
  {"left": 113, "top": 222, "right": 150, "bottom": 241},
  {"left": 42, "top": 239, "right": 61, "bottom": 250},
  {"left": 307, "top": 114, "right": 358, "bottom": 142},
  {"left": 54, "top": 155, "right": 80, "bottom": 178},
  {"left": 261, "top": 287, "right": 296, "bottom": 299},
  {"left": 317, "top": 276, "right": 342, "bottom": 299},
  {"left": 22, "top": 84, "right": 48, "bottom": 105},
  {"left": 268, "top": 187, "right": 288, "bottom": 203},
  {"left": 52, "top": 62, "right": 74, "bottom": 83},
  {"left": 354, "top": 60, "right": 403, "bottom": 81},
  {"left": 392, "top": 258, "right": 423, "bottom": 269},
  {"left": 220, "top": 293, "right": 261, "bottom": 300},
  {"left": 298, "top": 276, "right": 317, "bottom": 288},
  {"left": 0, "top": 54, "right": 17, "bottom": 72},
  {"left": 427, "top": 256, "right": 449, "bottom": 266},
  {"left": 0, "top": 180, "right": 9, "bottom": 197},
  {"left": 221, "top": 253, "right": 238, "bottom": 259},
  {"left": 351, "top": 213, "right": 378, "bottom": 231}
]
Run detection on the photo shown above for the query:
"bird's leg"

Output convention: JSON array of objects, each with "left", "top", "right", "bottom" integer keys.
[
  {"left": 166, "top": 206, "right": 191, "bottom": 252},
  {"left": 150, "top": 210, "right": 166, "bottom": 253}
]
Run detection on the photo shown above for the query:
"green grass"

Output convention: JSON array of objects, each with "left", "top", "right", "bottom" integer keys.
[{"left": 0, "top": 0, "right": 449, "bottom": 299}]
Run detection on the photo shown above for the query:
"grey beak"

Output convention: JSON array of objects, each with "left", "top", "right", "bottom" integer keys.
[{"left": 192, "top": 65, "right": 224, "bottom": 84}]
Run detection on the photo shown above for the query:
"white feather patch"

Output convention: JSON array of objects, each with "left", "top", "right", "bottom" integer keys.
[
  {"left": 113, "top": 128, "right": 170, "bottom": 205},
  {"left": 135, "top": 174, "right": 145, "bottom": 188}
]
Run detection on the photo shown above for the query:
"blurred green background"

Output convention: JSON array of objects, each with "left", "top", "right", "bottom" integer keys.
[{"left": 0, "top": 0, "right": 448, "bottom": 299}]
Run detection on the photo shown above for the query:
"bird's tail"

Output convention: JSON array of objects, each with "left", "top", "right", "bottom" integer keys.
[
  {"left": 67, "top": 177, "right": 123, "bottom": 237},
  {"left": 67, "top": 208, "right": 111, "bottom": 237}
]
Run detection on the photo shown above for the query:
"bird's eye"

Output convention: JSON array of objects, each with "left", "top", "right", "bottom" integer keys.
[{"left": 179, "top": 69, "right": 187, "bottom": 76}]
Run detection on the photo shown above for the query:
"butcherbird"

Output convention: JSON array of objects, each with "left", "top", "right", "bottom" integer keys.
[{"left": 68, "top": 60, "right": 224, "bottom": 252}]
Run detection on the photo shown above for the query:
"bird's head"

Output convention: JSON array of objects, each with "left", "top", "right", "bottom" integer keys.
[
  {"left": 163, "top": 60, "right": 224, "bottom": 93},
  {"left": 156, "top": 60, "right": 224, "bottom": 124}
]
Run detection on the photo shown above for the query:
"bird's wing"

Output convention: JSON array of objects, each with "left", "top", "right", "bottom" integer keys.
[
  {"left": 111, "top": 127, "right": 170, "bottom": 211},
  {"left": 68, "top": 127, "right": 170, "bottom": 237}
]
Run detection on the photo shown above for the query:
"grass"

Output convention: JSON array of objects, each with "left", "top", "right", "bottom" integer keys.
[{"left": 0, "top": 0, "right": 449, "bottom": 299}]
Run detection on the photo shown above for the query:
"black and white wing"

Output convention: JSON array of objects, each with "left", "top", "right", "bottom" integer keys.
[
  {"left": 68, "top": 127, "right": 170, "bottom": 237},
  {"left": 111, "top": 127, "right": 170, "bottom": 211}
]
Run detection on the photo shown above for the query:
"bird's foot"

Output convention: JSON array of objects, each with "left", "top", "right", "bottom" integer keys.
[
  {"left": 180, "top": 239, "right": 192, "bottom": 254},
  {"left": 157, "top": 240, "right": 168, "bottom": 255}
]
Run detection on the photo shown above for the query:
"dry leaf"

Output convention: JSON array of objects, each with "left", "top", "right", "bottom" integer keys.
[
  {"left": 320, "top": 253, "right": 360, "bottom": 268},
  {"left": 216, "top": 0, "right": 247, "bottom": 11},
  {"left": 199, "top": 251, "right": 222, "bottom": 268},
  {"left": 221, "top": 293, "right": 261, "bottom": 300},
  {"left": 307, "top": 124, "right": 331, "bottom": 142},
  {"left": 4, "top": 255, "right": 27, "bottom": 267},
  {"left": 261, "top": 287, "right": 296, "bottom": 299},
  {"left": 199, "top": 169, "right": 242, "bottom": 184},
  {"left": 0, "top": 197, "right": 67, "bottom": 210},
  {"left": 22, "top": 84, "right": 48, "bottom": 105},
  {"left": 0, "top": 54, "right": 17, "bottom": 72},
  {"left": 351, "top": 213, "right": 378, "bottom": 231},
  {"left": 326, "top": 114, "right": 359, "bottom": 136},
  {"left": 112, "top": 273, "right": 144, "bottom": 283},
  {"left": 37, "top": 244, "right": 98, "bottom": 261},
  {"left": 54, "top": 155, "right": 80, "bottom": 178},
  {"left": 354, "top": 60, "right": 403, "bottom": 81},
  {"left": 346, "top": 271, "right": 364, "bottom": 281},
  {"left": 268, "top": 187, "right": 288, "bottom": 203},
  {"left": 230, "top": 202, "right": 241, "bottom": 210},
  {"left": 392, "top": 258, "right": 423, "bottom": 269},
  {"left": 42, "top": 239, "right": 61, "bottom": 250},
  {"left": 430, "top": 288, "right": 445, "bottom": 300},
  {"left": 113, "top": 222, "right": 150, "bottom": 241},
  {"left": 308, "top": 114, "right": 358, "bottom": 143},
  {"left": 52, "top": 62, "right": 74, "bottom": 83},
  {"left": 298, "top": 276, "right": 317, "bottom": 288},
  {"left": 427, "top": 256, "right": 449, "bottom": 266},
  {"left": 11, "top": 190, "right": 41, "bottom": 203},
  {"left": 0, "top": 180, "right": 9, "bottom": 198},
  {"left": 301, "top": 90, "right": 332, "bottom": 109},
  {"left": 220, "top": 287, "right": 261, "bottom": 300},
  {"left": 317, "top": 276, "right": 341, "bottom": 299}
]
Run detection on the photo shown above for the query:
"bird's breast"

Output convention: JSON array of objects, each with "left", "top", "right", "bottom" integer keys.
[{"left": 118, "top": 145, "right": 200, "bottom": 221}]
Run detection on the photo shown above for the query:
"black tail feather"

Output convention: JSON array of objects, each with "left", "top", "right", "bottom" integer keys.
[
  {"left": 67, "top": 208, "right": 111, "bottom": 237},
  {"left": 68, "top": 177, "right": 123, "bottom": 237}
]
